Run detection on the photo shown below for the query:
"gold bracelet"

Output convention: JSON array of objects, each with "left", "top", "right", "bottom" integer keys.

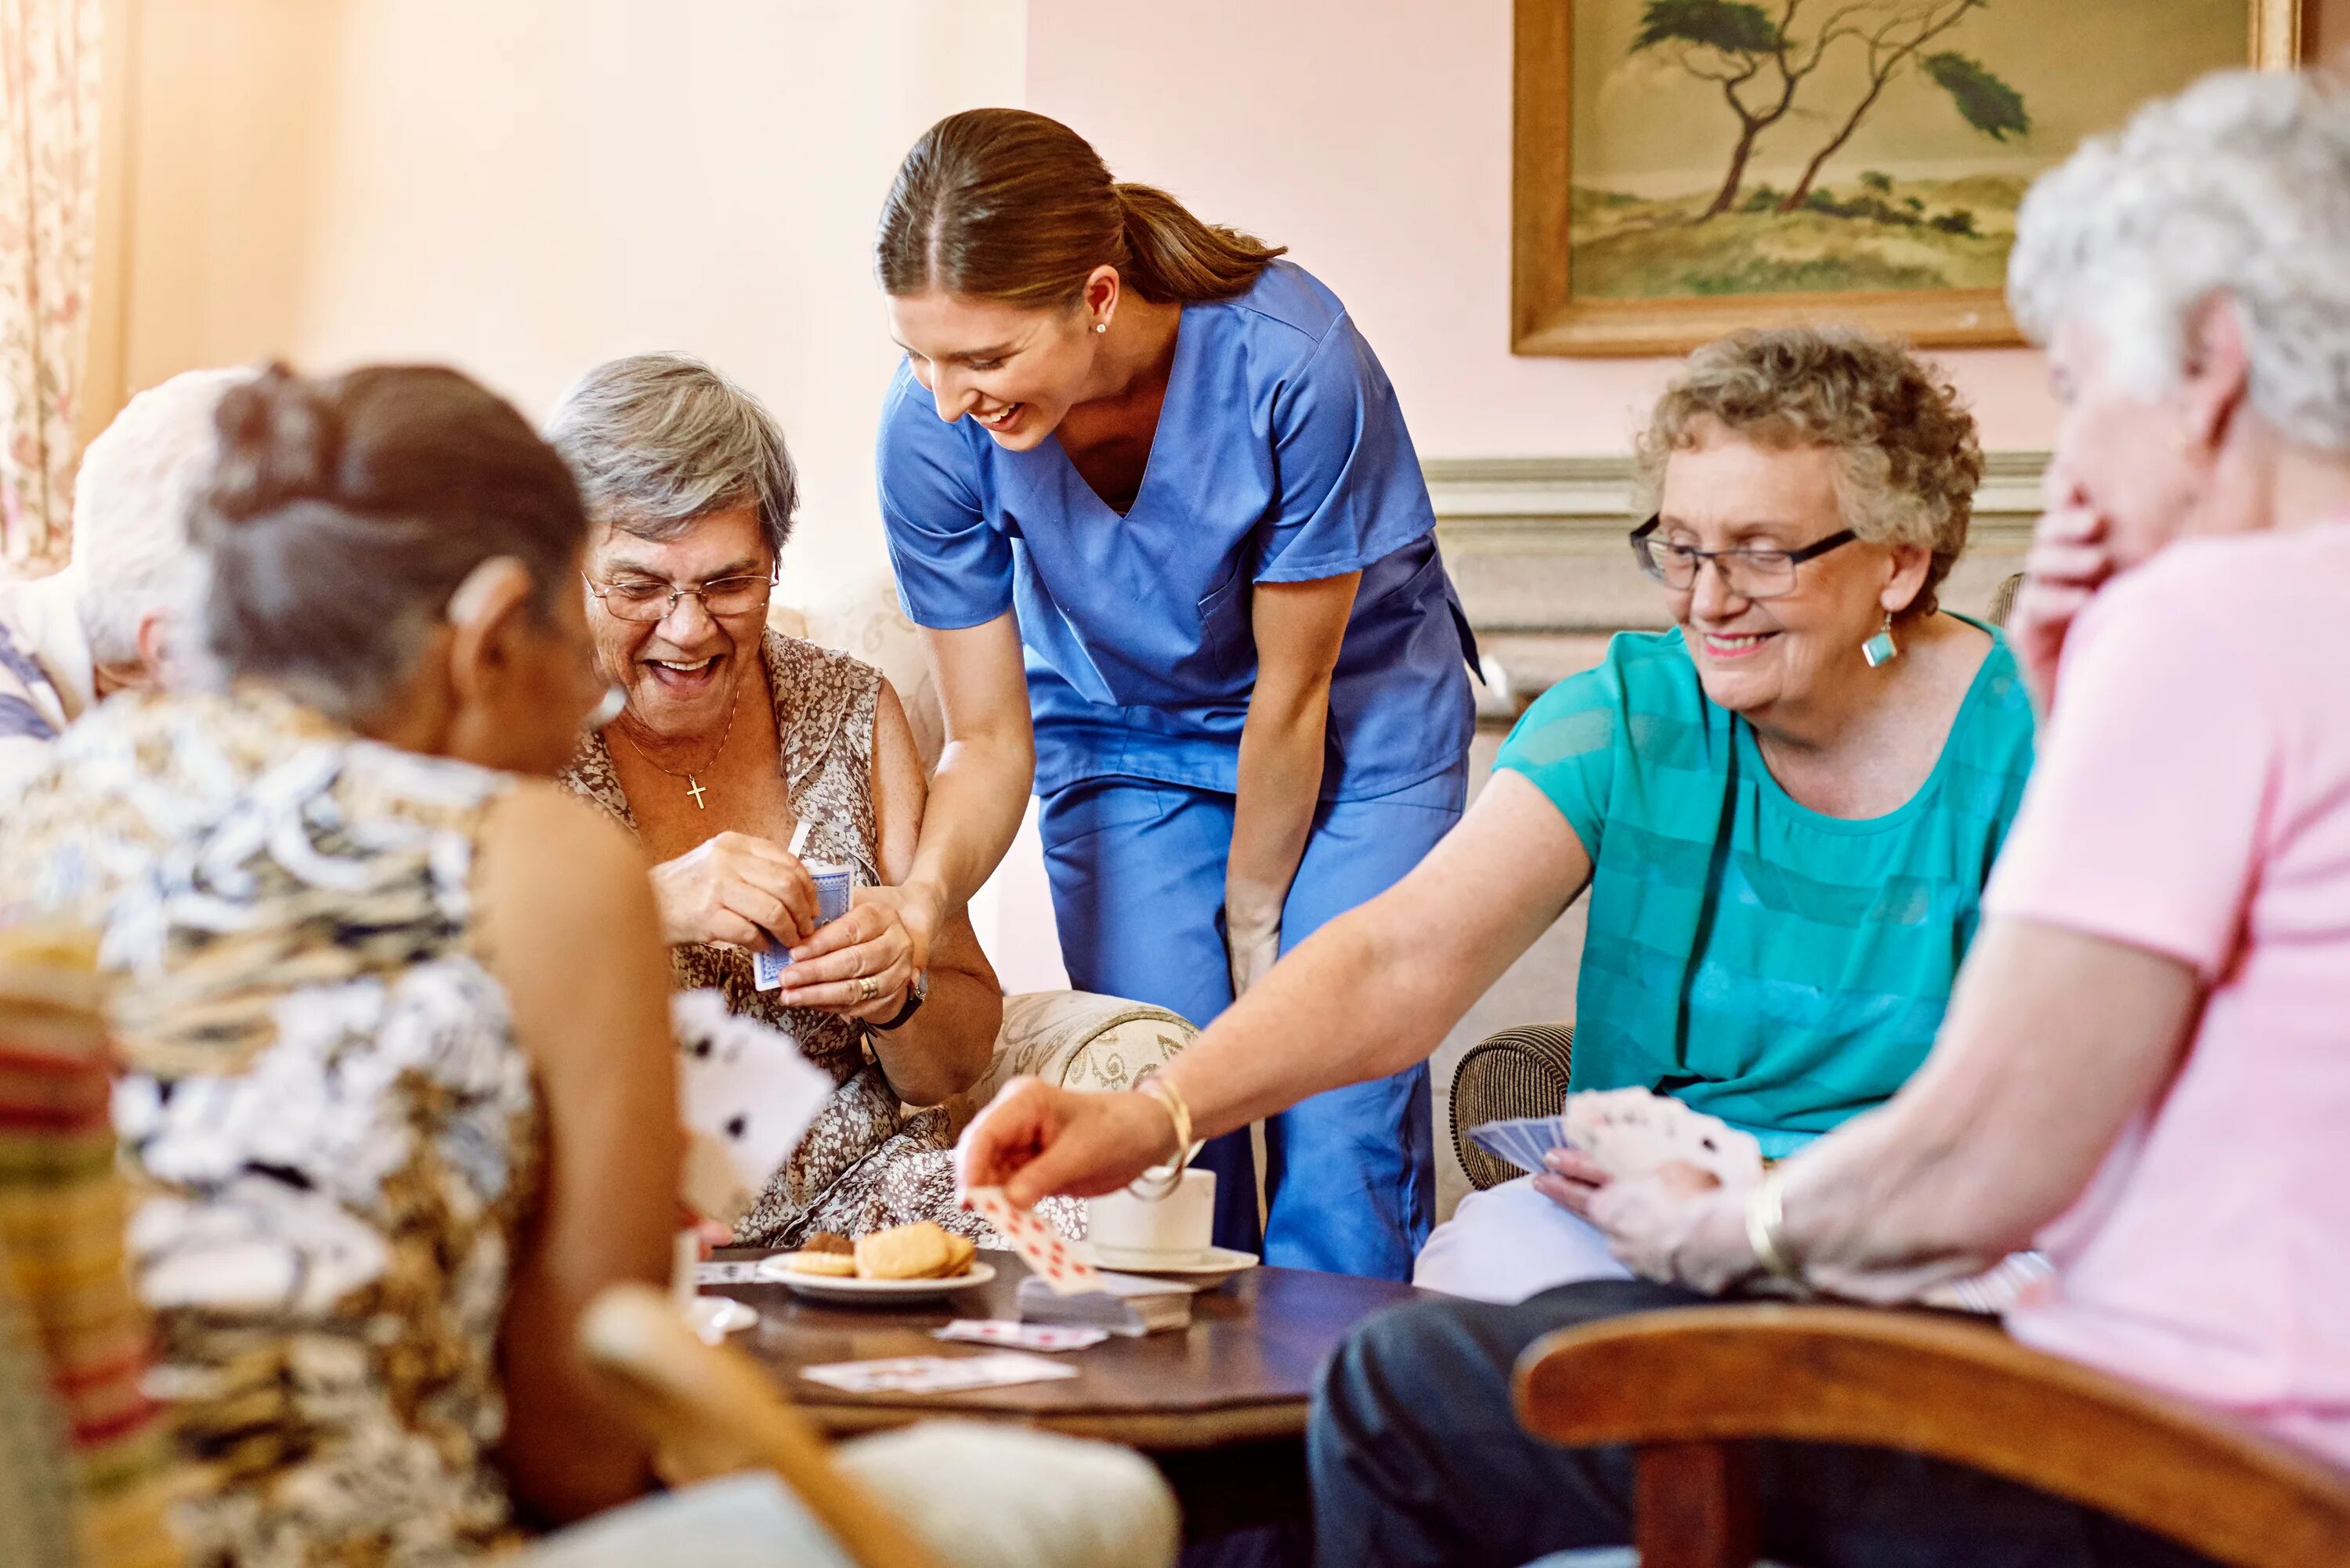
[
  {"left": 1744, "top": 1168, "right": 1806, "bottom": 1288},
  {"left": 1130, "top": 1075, "right": 1197, "bottom": 1199},
  {"left": 1135, "top": 1074, "right": 1193, "bottom": 1163}
]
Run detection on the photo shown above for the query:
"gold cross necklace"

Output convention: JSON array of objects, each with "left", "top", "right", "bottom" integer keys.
[{"left": 616, "top": 681, "right": 740, "bottom": 811}]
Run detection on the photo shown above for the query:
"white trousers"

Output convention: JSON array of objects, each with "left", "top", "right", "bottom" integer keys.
[
  {"left": 522, "top": 1422, "right": 1179, "bottom": 1568},
  {"left": 1412, "top": 1176, "right": 1634, "bottom": 1304}
]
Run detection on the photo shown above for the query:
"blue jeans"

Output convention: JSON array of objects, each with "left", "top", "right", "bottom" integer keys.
[
  {"left": 1038, "top": 764, "right": 1463, "bottom": 1281},
  {"left": 1308, "top": 1279, "right": 2221, "bottom": 1568}
]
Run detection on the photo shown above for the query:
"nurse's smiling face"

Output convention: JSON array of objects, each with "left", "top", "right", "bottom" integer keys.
[{"left": 889, "top": 287, "right": 1108, "bottom": 451}]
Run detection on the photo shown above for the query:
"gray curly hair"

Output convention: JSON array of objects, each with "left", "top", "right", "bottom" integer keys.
[
  {"left": 1635, "top": 325, "right": 1982, "bottom": 616},
  {"left": 2009, "top": 68, "right": 2350, "bottom": 452}
]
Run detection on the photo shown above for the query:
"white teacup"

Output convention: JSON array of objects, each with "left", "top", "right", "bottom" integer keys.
[{"left": 1086, "top": 1168, "right": 1217, "bottom": 1266}]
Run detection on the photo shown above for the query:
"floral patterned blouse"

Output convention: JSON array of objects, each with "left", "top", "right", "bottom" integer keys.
[
  {"left": 562, "top": 631, "right": 985, "bottom": 1248},
  {"left": 0, "top": 687, "right": 540, "bottom": 1567}
]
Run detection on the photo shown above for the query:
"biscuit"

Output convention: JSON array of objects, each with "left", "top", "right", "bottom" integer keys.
[
  {"left": 854, "top": 1221, "right": 955, "bottom": 1281},
  {"left": 801, "top": 1232, "right": 853, "bottom": 1255},
  {"left": 779, "top": 1250, "right": 857, "bottom": 1277},
  {"left": 934, "top": 1233, "right": 978, "bottom": 1278}
]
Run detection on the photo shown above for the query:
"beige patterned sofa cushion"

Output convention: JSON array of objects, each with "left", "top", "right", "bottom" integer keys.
[{"left": 948, "top": 991, "right": 1195, "bottom": 1132}]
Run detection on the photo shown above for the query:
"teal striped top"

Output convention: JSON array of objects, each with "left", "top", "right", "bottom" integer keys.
[{"left": 1495, "top": 623, "right": 2037, "bottom": 1158}]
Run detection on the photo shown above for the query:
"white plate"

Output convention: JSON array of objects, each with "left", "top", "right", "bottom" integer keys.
[
  {"left": 756, "top": 1258, "right": 998, "bottom": 1303},
  {"left": 1086, "top": 1245, "right": 1259, "bottom": 1281},
  {"left": 685, "top": 1295, "right": 758, "bottom": 1342}
]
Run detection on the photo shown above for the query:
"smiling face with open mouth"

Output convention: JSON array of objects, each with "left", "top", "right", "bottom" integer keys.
[
  {"left": 1655, "top": 428, "right": 1909, "bottom": 730},
  {"left": 887, "top": 288, "right": 1106, "bottom": 453},
  {"left": 584, "top": 502, "right": 774, "bottom": 748}
]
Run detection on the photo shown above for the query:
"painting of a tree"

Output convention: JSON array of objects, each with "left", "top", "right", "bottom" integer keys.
[
  {"left": 1627, "top": 1, "right": 2030, "bottom": 220},
  {"left": 1511, "top": 0, "right": 2294, "bottom": 355}
]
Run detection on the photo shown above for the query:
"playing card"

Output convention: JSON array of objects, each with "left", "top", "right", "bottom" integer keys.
[
  {"left": 695, "top": 1260, "right": 763, "bottom": 1286},
  {"left": 800, "top": 1352, "right": 1079, "bottom": 1395},
  {"left": 963, "top": 1186, "right": 1100, "bottom": 1295},
  {"left": 933, "top": 1319, "right": 1108, "bottom": 1353},
  {"left": 1564, "top": 1087, "right": 1763, "bottom": 1190},
  {"left": 674, "top": 990, "right": 833, "bottom": 1223},
  {"left": 751, "top": 946, "right": 790, "bottom": 992},
  {"left": 1466, "top": 1115, "right": 1571, "bottom": 1175}
]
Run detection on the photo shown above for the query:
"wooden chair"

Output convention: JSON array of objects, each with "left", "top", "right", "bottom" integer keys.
[
  {"left": 1513, "top": 1302, "right": 2350, "bottom": 1568},
  {"left": 578, "top": 1284, "right": 945, "bottom": 1568}
]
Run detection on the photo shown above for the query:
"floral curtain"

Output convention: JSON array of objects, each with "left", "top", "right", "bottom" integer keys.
[{"left": 0, "top": 0, "right": 102, "bottom": 572}]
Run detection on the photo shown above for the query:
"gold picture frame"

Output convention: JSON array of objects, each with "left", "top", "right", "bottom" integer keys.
[{"left": 1512, "top": 0, "right": 2305, "bottom": 356}]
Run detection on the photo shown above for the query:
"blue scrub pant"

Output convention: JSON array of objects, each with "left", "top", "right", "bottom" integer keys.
[{"left": 1037, "top": 764, "right": 1466, "bottom": 1281}]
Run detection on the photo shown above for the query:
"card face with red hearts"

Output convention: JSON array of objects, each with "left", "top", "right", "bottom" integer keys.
[
  {"left": 933, "top": 1319, "right": 1108, "bottom": 1353},
  {"left": 963, "top": 1186, "right": 1100, "bottom": 1295},
  {"left": 800, "top": 1352, "right": 1079, "bottom": 1395}
]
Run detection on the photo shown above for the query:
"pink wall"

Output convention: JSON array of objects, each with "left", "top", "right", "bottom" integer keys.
[{"left": 1029, "top": 0, "right": 2342, "bottom": 460}]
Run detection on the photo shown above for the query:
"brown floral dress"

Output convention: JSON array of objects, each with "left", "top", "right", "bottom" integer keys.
[{"left": 562, "top": 631, "right": 986, "bottom": 1248}]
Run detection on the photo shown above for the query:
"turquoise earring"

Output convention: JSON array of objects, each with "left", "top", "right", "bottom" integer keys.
[{"left": 1862, "top": 611, "right": 1900, "bottom": 669}]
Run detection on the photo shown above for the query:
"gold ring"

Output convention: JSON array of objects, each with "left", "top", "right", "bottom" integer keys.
[{"left": 857, "top": 976, "right": 877, "bottom": 1003}]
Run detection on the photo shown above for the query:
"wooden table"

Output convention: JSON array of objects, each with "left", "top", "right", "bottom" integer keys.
[
  {"left": 707, "top": 1247, "right": 1426, "bottom": 1548},
  {"left": 708, "top": 1247, "right": 1423, "bottom": 1447}
]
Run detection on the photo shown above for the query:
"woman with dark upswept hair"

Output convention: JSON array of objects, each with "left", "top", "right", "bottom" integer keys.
[{"left": 872, "top": 108, "right": 1477, "bottom": 1278}]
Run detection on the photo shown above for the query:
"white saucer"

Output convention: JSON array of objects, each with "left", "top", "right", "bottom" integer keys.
[
  {"left": 756, "top": 1257, "right": 997, "bottom": 1304},
  {"left": 685, "top": 1295, "right": 758, "bottom": 1342},
  {"left": 1086, "top": 1245, "right": 1259, "bottom": 1281}
]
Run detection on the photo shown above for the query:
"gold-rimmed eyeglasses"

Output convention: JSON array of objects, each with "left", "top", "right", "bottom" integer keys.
[{"left": 583, "top": 569, "right": 777, "bottom": 623}]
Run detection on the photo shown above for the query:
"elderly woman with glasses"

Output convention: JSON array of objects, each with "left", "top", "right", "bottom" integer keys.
[
  {"left": 553, "top": 353, "right": 1005, "bottom": 1248},
  {"left": 957, "top": 323, "right": 2038, "bottom": 1307}
]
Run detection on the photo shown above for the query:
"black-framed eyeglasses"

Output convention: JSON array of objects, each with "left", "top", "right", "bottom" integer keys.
[
  {"left": 1629, "top": 516, "right": 1858, "bottom": 601},
  {"left": 583, "top": 569, "right": 778, "bottom": 623}
]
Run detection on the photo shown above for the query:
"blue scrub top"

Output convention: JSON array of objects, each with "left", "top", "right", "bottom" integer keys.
[{"left": 877, "top": 259, "right": 1475, "bottom": 801}]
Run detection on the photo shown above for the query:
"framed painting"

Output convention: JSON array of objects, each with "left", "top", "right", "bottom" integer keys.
[{"left": 1512, "top": 0, "right": 2304, "bottom": 356}]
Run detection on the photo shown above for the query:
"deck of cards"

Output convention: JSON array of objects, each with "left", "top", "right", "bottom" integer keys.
[
  {"left": 751, "top": 859, "right": 855, "bottom": 992},
  {"left": 801, "top": 1351, "right": 1079, "bottom": 1396}
]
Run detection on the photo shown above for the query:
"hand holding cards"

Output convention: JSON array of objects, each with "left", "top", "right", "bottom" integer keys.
[
  {"left": 1566, "top": 1087, "right": 1764, "bottom": 1191},
  {"left": 752, "top": 858, "right": 855, "bottom": 991},
  {"left": 1470, "top": 1089, "right": 1765, "bottom": 1191}
]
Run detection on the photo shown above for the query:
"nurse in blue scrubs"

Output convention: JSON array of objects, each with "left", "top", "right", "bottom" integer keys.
[{"left": 866, "top": 108, "right": 1474, "bottom": 1280}]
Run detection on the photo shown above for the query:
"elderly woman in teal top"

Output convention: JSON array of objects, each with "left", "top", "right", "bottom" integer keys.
[
  {"left": 869, "top": 110, "right": 1476, "bottom": 1279},
  {"left": 956, "top": 325, "right": 2038, "bottom": 1304}
]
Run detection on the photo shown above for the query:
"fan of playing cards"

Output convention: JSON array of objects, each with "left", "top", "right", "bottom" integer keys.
[{"left": 1469, "top": 1086, "right": 1766, "bottom": 1190}]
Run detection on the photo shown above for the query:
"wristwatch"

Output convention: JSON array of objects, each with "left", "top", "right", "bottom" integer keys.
[{"left": 873, "top": 968, "right": 929, "bottom": 1031}]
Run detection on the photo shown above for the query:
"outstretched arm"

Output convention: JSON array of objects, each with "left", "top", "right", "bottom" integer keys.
[{"left": 960, "top": 771, "right": 1593, "bottom": 1206}]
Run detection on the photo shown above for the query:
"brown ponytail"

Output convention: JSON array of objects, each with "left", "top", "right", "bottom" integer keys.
[{"left": 877, "top": 108, "right": 1285, "bottom": 309}]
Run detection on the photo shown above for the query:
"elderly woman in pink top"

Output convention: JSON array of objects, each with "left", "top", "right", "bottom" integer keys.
[{"left": 1288, "top": 67, "right": 2350, "bottom": 1568}]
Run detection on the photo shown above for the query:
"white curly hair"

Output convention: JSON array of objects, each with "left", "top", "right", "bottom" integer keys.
[
  {"left": 61, "top": 366, "right": 252, "bottom": 666},
  {"left": 2008, "top": 68, "right": 2350, "bottom": 452}
]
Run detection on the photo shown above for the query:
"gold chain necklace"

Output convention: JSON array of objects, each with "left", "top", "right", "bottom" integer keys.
[{"left": 616, "top": 681, "right": 740, "bottom": 811}]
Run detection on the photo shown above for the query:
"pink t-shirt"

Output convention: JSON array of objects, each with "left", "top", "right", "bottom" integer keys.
[{"left": 1989, "top": 522, "right": 2350, "bottom": 1468}]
